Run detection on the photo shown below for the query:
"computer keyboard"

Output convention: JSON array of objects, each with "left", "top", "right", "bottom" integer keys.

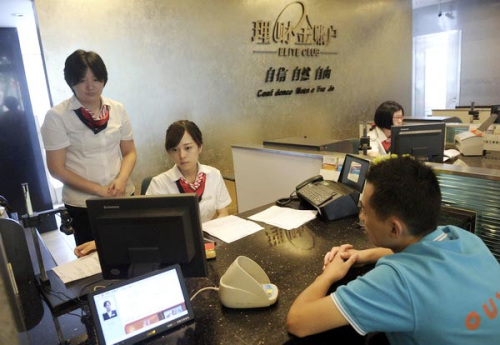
[{"left": 298, "top": 183, "right": 336, "bottom": 206}]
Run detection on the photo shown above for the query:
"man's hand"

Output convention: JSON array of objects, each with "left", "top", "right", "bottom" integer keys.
[
  {"left": 286, "top": 245, "right": 356, "bottom": 337},
  {"left": 323, "top": 244, "right": 360, "bottom": 270},
  {"left": 323, "top": 245, "right": 394, "bottom": 270},
  {"left": 321, "top": 244, "right": 358, "bottom": 283}
]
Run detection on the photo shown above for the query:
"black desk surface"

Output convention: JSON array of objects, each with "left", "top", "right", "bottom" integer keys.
[
  {"left": 31, "top": 203, "right": 373, "bottom": 344},
  {"left": 179, "top": 204, "right": 373, "bottom": 345},
  {"left": 29, "top": 201, "right": 477, "bottom": 344}
]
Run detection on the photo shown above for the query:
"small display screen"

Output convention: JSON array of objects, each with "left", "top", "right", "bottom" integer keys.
[{"left": 88, "top": 265, "right": 194, "bottom": 345}]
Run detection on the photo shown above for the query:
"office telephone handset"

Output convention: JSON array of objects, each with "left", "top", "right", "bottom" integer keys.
[
  {"left": 296, "top": 175, "right": 324, "bottom": 192},
  {"left": 276, "top": 175, "right": 325, "bottom": 207}
]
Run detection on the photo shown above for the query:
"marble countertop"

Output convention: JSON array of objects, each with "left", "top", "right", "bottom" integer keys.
[
  {"left": 28, "top": 201, "right": 476, "bottom": 344},
  {"left": 156, "top": 203, "right": 373, "bottom": 345}
]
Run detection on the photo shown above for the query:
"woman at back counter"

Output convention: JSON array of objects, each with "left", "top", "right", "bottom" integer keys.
[
  {"left": 74, "top": 120, "right": 231, "bottom": 257},
  {"left": 367, "top": 101, "right": 404, "bottom": 157}
]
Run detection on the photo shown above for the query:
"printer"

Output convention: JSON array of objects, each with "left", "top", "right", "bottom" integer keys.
[
  {"left": 454, "top": 131, "right": 484, "bottom": 156},
  {"left": 455, "top": 109, "right": 499, "bottom": 156}
]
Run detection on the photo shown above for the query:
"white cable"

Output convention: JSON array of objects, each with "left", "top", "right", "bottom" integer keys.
[{"left": 190, "top": 286, "right": 219, "bottom": 301}]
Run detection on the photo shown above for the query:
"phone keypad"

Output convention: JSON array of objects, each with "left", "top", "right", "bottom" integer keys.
[{"left": 299, "top": 183, "right": 336, "bottom": 206}]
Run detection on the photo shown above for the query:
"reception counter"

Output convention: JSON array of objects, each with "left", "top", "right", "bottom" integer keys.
[
  {"left": 232, "top": 144, "right": 500, "bottom": 262},
  {"left": 26, "top": 202, "right": 373, "bottom": 344},
  {"left": 23, "top": 199, "right": 479, "bottom": 344}
]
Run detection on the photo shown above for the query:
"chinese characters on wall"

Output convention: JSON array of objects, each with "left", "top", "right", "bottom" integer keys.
[
  {"left": 257, "top": 65, "right": 335, "bottom": 97},
  {"left": 251, "top": 2, "right": 338, "bottom": 99}
]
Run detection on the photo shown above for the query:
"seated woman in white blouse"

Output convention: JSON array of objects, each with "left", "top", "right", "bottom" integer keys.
[
  {"left": 145, "top": 120, "right": 231, "bottom": 222},
  {"left": 367, "top": 101, "right": 405, "bottom": 157},
  {"left": 74, "top": 120, "right": 231, "bottom": 257}
]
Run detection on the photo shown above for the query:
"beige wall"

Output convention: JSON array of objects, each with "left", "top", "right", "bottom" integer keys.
[
  {"left": 35, "top": 0, "right": 412, "bottom": 190},
  {"left": 413, "top": 0, "right": 500, "bottom": 106}
]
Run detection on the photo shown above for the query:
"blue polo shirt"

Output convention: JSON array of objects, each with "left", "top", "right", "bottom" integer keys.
[{"left": 332, "top": 225, "right": 500, "bottom": 345}]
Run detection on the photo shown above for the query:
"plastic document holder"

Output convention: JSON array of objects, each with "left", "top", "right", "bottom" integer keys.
[{"left": 218, "top": 256, "right": 278, "bottom": 309}]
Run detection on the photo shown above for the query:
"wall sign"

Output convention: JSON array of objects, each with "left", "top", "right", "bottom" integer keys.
[{"left": 251, "top": 1, "right": 338, "bottom": 98}]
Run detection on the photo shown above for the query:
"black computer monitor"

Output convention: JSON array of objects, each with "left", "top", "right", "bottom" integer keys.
[
  {"left": 87, "top": 194, "right": 208, "bottom": 280},
  {"left": 391, "top": 122, "right": 446, "bottom": 163},
  {"left": 404, "top": 116, "right": 461, "bottom": 123},
  {"left": 492, "top": 105, "right": 500, "bottom": 123}
]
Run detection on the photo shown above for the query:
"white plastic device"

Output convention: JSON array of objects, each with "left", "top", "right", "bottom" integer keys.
[
  {"left": 455, "top": 131, "right": 484, "bottom": 156},
  {"left": 218, "top": 256, "right": 278, "bottom": 309}
]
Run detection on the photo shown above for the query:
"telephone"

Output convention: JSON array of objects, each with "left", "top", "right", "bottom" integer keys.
[
  {"left": 295, "top": 155, "right": 370, "bottom": 221},
  {"left": 296, "top": 176, "right": 360, "bottom": 221},
  {"left": 296, "top": 175, "right": 333, "bottom": 207},
  {"left": 296, "top": 175, "right": 324, "bottom": 198}
]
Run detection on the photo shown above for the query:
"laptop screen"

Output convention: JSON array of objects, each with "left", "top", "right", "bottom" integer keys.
[
  {"left": 87, "top": 264, "right": 194, "bottom": 345},
  {"left": 338, "top": 154, "right": 370, "bottom": 192}
]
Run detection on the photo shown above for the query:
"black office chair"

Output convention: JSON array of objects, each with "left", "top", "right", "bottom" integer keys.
[{"left": 140, "top": 176, "right": 154, "bottom": 195}]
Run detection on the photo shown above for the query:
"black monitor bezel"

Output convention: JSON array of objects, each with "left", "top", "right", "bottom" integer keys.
[
  {"left": 87, "top": 194, "right": 208, "bottom": 279},
  {"left": 338, "top": 154, "right": 370, "bottom": 192},
  {"left": 87, "top": 264, "right": 195, "bottom": 345},
  {"left": 390, "top": 122, "right": 446, "bottom": 163}
]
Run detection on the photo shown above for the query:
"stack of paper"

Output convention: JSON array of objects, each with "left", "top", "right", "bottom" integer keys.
[
  {"left": 52, "top": 252, "right": 102, "bottom": 284},
  {"left": 202, "top": 215, "right": 264, "bottom": 243},
  {"left": 248, "top": 206, "right": 317, "bottom": 230}
]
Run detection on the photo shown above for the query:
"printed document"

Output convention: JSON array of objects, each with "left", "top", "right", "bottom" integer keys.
[
  {"left": 248, "top": 206, "right": 317, "bottom": 230},
  {"left": 202, "top": 215, "right": 263, "bottom": 243},
  {"left": 52, "top": 252, "right": 102, "bottom": 284}
]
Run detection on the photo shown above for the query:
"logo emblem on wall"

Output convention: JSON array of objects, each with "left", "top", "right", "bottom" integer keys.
[
  {"left": 251, "top": 1, "right": 338, "bottom": 57},
  {"left": 251, "top": 1, "right": 337, "bottom": 98}
]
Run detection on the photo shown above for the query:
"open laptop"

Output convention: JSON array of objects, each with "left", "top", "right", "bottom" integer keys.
[{"left": 87, "top": 264, "right": 194, "bottom": 345}]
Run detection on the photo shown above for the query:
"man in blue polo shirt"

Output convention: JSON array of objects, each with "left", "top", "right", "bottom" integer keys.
[{"left": 286, "top": 156, "right": 500, "bottom": 344}]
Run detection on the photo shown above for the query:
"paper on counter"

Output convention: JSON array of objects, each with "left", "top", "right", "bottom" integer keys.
[
  {"left": 52, "top": 251, "right": 102, "bottom": 284},
  {"left": 248, "top": 205, "right": 317, "bottom": 230},
  {"left": 443, "top": 149, "right": 460, "bottom": 162},
  {"left": 320, "top": 168, "right": 340, "bottom": 182},
  {"left": 202, "top": 215, "right": 264, "bottom": 243}
]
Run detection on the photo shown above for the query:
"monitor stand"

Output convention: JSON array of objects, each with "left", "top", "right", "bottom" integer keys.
[
  {"left": 128, "top": 263, "right": 160, "bottom": 279},
  {"left": 128, "top": 248, "right": 161, "bottom": 278}
]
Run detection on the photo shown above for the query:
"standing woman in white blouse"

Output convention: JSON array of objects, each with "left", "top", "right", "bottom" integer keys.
[
  {"left": 41, "top": 50, "right": 137, "bottom": 246},
  {"left": 367, "top": 101, "right": 405, "bottom": 157}
]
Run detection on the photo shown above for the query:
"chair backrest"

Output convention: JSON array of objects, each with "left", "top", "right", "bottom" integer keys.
[{"left": 141, "top": 176, "right": 154, "bottom": 195}]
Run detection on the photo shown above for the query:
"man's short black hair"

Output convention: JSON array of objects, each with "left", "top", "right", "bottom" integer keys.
[
  {"left": 374, "top": 101, "right": 404, "bottom": 130},
  {"left": 366, "top": 156, "right": 441, "bottom": 236},
  {"left": 165, "top": 120, "right": 203, "bottom": 151},
  {"left": 64, "top": 49, "right": 108, "bottom": 88}
]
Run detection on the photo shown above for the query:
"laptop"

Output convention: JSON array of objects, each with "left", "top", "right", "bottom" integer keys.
[{"left": 87, "top": 264, "right": 194, "bottom": 345}]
